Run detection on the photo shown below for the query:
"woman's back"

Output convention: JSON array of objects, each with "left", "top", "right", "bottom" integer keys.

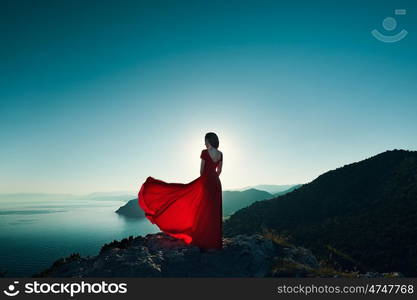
[
  {"left": 207, "top": 148, "right": 222, "bottom": 163},
  {"left": 201, "top": 149, "right": 223, "bottom": 175}
]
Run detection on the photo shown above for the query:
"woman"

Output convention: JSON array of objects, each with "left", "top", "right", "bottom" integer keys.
[{"left": 138, "top": 132, "right": 223, "bottom": 250}]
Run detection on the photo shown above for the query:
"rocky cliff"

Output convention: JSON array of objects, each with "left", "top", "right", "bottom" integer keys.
[{"left": 34, "top": 232, "right": 401, "bottom": 278}]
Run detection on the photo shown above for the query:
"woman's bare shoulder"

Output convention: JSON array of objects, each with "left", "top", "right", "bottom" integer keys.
[{"left": 217, "top": 150, "right": 223, "bottom": 159}]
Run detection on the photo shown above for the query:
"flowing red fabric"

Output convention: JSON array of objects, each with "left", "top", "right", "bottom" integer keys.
[{"left": 138, "top": 149, "right": 223, "bottom": 250}]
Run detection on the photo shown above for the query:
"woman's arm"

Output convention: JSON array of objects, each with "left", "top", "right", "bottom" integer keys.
[
  {"left": 200, "top": 159, "right": 205, "bottom": 176},
  {"left": 216, "top": 160, "right": 222, "bottom": 176}
]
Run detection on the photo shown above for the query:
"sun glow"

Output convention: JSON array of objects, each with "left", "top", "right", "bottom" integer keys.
[{"left": 182, "top": 129, "right": 242, "bottom": 190}]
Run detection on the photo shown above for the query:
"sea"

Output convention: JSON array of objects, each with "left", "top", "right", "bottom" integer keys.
[{"left": 0, "top": 197, "right": 159, "bottom": 277}]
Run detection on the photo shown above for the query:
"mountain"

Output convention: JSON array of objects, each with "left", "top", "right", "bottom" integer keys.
[
  {"left": 33, "top": 232, "right": 401, "bottom": 278},
  {"left": 273, "top": 184, "right": 303, "bottom": 197},
  {"left": 224, "top": 150, "right": 417, "bottom": 276},
  {"left": 223, "top": 189, "right": 273, "bottom": 217},
  {"left": 116, "top": 189, "right": 275, "bottom": 219},
  {"left": 86, "top": 193, "right": 135, "bottom": 201},
  {"left": 233, "top": 184, "right": 301, "bottom": 194},
  {"left": 115, "top": 199, "right": 145, "bottom": 218}
]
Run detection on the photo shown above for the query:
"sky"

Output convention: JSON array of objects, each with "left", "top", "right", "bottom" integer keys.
[{"left": 1, "top": 0, "right": 417, "bottom": 194}]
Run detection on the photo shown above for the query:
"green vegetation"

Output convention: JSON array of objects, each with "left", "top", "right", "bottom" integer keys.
[
  {"left": 225, "top": 150, "right": 417, "bottom": 276},
  {"left": 100, "top": 235, "right": 135, "bottom": 253}
]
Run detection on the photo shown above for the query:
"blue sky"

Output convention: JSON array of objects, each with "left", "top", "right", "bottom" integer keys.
[{"left": 1, "top": 0, "right": 416, "bottom": 194}]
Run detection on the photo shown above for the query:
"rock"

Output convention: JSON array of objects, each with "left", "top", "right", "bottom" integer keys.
[
  {"left": 269, "top": 246, "right": 321, "bottom": 278},
  {"left": 33, "top": 232, "right": 403, "bottom": 278},
  {"left": 356, "top": 272, "right": 404, "bottom": 278},
  {"left": 282, "top": 246, "right": 320, "bottom": 269},
  {"left": 115, "top": 199, "right": 145, "bottom": 218},
  {"left": 34, "top": 232, "right": 281, "bottom": 277}
]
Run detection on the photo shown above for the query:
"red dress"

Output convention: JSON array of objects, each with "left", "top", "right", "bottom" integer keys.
[{"left": 138, "top": 149, "right": 223, "bottom": 250}]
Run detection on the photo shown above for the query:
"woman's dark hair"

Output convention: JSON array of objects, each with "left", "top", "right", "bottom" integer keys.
[{"left": 205, "top": 132, "right": 219, "bottom": 149}]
